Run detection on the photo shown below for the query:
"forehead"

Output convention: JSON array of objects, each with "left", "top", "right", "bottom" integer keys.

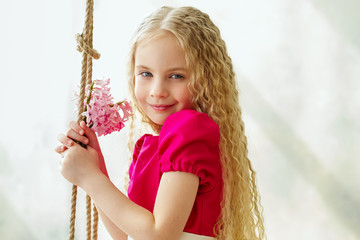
[{"left": 135, "top": 31, "right": 186, "bottom": 69}]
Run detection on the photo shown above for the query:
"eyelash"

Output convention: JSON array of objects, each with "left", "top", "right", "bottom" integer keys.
[
  {"left": 139, "top": 72, "right": 153, "bottom": 78},
  {"left": 170, "top": 74, "right": 184, "bottom": 79},
  {"left": 138, "top": 72, "right": 184, "bottom": 79}
]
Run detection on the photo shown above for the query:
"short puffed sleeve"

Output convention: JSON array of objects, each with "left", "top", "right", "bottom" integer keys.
[
  {"left": 129, "top": 134, "right": 153, "bottom": 181},
  {"left": 158, "top": 109, "right": 221, "bottom": 193}
]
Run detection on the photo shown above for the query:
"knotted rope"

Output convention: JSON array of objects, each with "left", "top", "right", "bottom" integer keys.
[{"left": 69, "top": 0, "right": 100, "bottom": 239}]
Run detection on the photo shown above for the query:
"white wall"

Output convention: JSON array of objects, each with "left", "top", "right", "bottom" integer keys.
[{"left": 0, "top": 0, "right": 359, "bottom": 239}]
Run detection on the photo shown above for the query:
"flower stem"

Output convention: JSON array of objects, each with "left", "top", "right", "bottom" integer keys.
[
  {"left": 109, "top": 101, "right": 124, "bottom": 107},
  {"left": 84, "top": 81, "right": 96, "bottom": 113}
]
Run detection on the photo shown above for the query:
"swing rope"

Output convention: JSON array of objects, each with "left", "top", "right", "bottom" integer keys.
[{"left": 69, "top": 0, "right": 100, "bottom": 239}]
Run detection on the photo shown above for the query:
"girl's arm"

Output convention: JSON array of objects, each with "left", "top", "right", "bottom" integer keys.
[
  {"left": 56, "top": 122, "right": 199, "bottom": 240},
  {"left": 96, "top": 206, "right": 128, "bottom": 240},
  {"left": 58, "top": 142, "right": 198, "bottom": 240},
  {"left": 83, "top": 169, "right": 199, "bottom": 240},
  {"left": 56, "top": 121, "right": 127, "bottom": 240}
]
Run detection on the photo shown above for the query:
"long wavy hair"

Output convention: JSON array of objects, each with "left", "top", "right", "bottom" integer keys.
[{"left": 125, "top": 6, "right": 265, "bottom": 240}]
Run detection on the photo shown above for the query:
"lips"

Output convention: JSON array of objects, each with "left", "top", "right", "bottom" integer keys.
[{"left": 149, "top": 104, "right": 175, "bottom": 111}]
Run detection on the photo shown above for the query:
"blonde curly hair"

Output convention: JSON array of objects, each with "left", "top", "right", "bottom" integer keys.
[{"left": 126, "top": 6, "right": 265, "bottom": 240}]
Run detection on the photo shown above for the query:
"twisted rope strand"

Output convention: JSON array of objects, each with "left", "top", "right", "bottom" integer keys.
[
  {"left": 69, "top": 185, "right": 78, "bottom": 240},
  {"left": 87, "top": 1, "right": 95, "bottom": 85},
  {"left": 86, "top": 195, "right": 92, "bottom": 240},
  {"left": 69, "top": 0, "right": 100, "bottom": 239},
  {"left": 84, "top": 2, "right": 94, "bottom": 240},
  {"left": 92, "top": 204, "right": 99, "bottom": 240},
  {"left": 76, "top": 34, "right": 100, "bottom": 60},
  {"left": 76, "top": 34, "right": 100, "bottom": 59}
]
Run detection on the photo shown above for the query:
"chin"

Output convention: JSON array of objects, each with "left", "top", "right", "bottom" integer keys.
[
  {"left": 149, "top": 113, "right": 171, "bottom": 126},
  {"left": 152, "top": 118, "right": 166, "bottom": 126}
]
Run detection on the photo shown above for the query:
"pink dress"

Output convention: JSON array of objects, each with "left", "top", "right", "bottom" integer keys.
[{"left": 128, "top": 109, "right": 223, "bottom": 237}]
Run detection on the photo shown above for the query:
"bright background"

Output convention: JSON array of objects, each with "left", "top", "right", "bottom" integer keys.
[{"left": 0, "top": 0, "right": 359, "bottom": 239}]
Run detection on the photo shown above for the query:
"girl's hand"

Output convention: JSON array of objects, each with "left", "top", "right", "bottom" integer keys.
[
  {"left": 55, "top": 121, "right": 109, "bottom": 178},
  {"left": 63, "top": 120, "right": 100, "bottom": 151},
  {"left": 59, "top": 142, "right": 101, "bottom": 187}
]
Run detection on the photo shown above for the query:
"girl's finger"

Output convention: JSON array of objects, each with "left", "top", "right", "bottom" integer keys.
[
  {"left": 66, "top": 128, "right": 89, "bottom": 145},
  {"left": 69, "top": 120, "right": 84, "bottom": 135},
  {"left": 80, "top": 121, "right": 90, "bottom": 132},
  {"left": 57, "top": 133, "right": 74, "bottom": 148},
  {"left": 80, "top": 121, "right": 97, "bottom": 140},
  {"left": 54, "top": 145, "right": 67, "bottom": 154}
]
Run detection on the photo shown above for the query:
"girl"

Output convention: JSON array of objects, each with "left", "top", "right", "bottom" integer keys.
[{"left": 55, "top": 6, "right": 265, "bottom": 240}]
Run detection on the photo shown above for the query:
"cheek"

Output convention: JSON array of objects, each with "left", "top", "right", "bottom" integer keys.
[
  {"left": 134, "top": 84, "right": 146, "bottom": 113},
  {"left": 186, "top": 94, "right": 193, "bottom": 108},
  {"left": 134, "top": 80, "right": 143, "bottom": 102},
  {"left": 180, "top": 87, "right": 193, "bottom": 108}
]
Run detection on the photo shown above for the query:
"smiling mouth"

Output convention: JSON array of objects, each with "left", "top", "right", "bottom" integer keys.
[{"left": 149, "top": 104, "right": 175, "bottom": 111}]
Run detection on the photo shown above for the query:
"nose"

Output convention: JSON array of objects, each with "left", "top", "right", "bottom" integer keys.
[{"left": 150, "top": 78, "right": 168, "bottom": 98}]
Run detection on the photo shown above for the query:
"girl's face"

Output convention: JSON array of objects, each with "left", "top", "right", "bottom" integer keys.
[{"left": 134, "top": 31, "right": 193, "bottom": 125}]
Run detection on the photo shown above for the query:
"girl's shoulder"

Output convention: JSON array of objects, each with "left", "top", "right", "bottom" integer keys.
[
  {"left": 160, "top": 109, "right": 219, "bottom": 140},
  {"left": 158, "top": 110, "right": 222, "bottom": 193}
]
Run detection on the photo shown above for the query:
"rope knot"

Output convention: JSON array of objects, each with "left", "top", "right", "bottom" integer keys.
[{"left": 76, "top": 33, "right": 101, "bottom": 59}]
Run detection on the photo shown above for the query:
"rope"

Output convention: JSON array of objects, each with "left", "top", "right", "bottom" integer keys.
[
  {"left": 92, "top": 204, "right": 99, "bottom": 240},
  {"left": 69, "top": 185, "right": 77, "bottom": 240},
  {"left": 69, "top": 0, "right": 100, "bottom": 239},
  {"left": 86, "top": 195, "right": 92, "bottom": 240}
]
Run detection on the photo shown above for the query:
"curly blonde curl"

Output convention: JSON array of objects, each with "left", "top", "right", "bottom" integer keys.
[{"left": 126, "top": 6, "right": 265, "bottom": 240}]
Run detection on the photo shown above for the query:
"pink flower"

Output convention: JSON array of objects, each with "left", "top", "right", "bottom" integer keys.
[{"left": 76, "top": 78, "right": 133, "bottom": 137}]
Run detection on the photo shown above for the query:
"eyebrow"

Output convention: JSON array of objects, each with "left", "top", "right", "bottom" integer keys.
[{"left": 135, "top": 65, "right": 188, "bottom": 72}]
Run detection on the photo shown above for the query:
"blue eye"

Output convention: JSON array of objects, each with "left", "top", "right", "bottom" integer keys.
[
  {"left": 170, "top": 74, "right": 184, "bottom": 79},
  {"left": 140, "top": 72, "right": 153, "bottom": 77}
]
